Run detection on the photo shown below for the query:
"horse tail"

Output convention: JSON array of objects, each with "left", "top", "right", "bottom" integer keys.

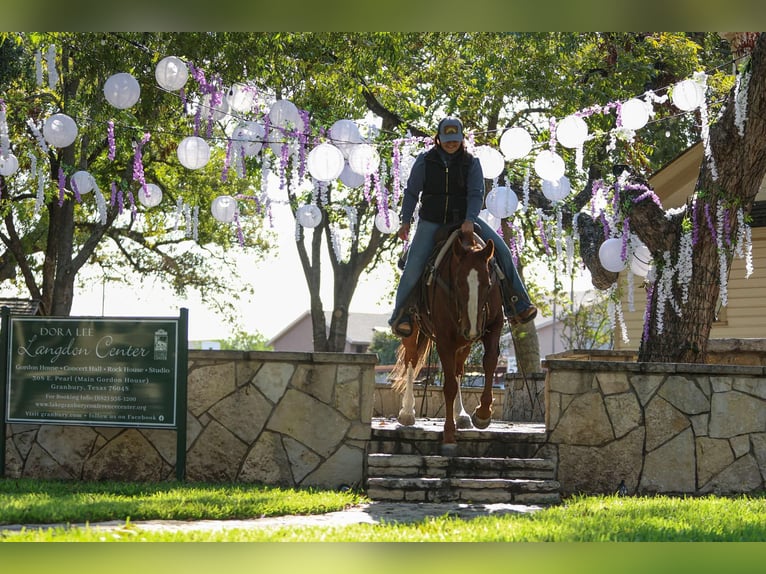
[{"left": 390, "top": 333, "right": 432, "bottom": 393}]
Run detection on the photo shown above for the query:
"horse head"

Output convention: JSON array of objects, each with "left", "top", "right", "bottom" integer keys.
[{"left": 451, "top": 238, "right": 496, "bottom": 340}]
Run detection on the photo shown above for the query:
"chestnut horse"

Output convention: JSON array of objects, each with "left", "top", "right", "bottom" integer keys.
[{"left": 389, "top": 226, "right": 504, "bottom": 452}]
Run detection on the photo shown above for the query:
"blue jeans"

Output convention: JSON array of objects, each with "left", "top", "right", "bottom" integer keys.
[{"left": 389, "top": 218, "right": 533, "bottom": 324}]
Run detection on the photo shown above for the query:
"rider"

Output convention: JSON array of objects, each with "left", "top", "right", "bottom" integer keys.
[{"left": 389, "top": 116, "right": 537, "bottom": 337}]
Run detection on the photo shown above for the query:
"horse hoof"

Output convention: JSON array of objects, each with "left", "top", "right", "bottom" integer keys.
[
  {"left": 471, "top": 411, "right": 492, "bottom": 429},
  {"left": 397, "top": 411, "right": 416, "bottom": 426},
  {"left": 455, "top": 414, "right": 474, "bottom": 430},
  {"left": 441, "top": 443, "right": 458, "bottom": 457}
]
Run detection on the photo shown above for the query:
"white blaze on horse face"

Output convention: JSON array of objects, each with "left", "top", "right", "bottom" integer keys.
[{"left": 466, "top": 268, "right": 480, "bottom": 338}]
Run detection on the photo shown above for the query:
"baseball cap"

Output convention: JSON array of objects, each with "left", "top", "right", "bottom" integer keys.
[{"left": 438, "top": 117, "right": 464, "bottom": 143}]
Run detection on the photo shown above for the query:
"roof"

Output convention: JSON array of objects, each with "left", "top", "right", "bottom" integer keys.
[
  {"left": 268, "top": 310, "right": 390, "bottom": 347},
  {"left": 0, "top": 298, "right": 42, "bottom": 315}
]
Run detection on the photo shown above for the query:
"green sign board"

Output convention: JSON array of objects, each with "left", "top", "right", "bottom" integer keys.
[{"left": 5, "top": 316, "right": 180, "bottom": 428}]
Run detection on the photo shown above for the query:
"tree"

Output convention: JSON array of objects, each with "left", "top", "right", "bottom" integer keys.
[{"left": 219, "top": 329, "right": 272, "bottom": 351}]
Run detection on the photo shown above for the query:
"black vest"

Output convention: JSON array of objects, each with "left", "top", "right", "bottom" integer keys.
[{"left": 418, "top": 147, "right": 474, "bottom": 225}]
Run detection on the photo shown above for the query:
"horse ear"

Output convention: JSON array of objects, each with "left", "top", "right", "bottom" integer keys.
[{"left": 481, "top": 239, "right": 495, "bottom": 260}]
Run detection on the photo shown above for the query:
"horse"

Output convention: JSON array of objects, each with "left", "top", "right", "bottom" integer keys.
[{"left": 389, "top": 225, "right": 505, "bottom": 453}]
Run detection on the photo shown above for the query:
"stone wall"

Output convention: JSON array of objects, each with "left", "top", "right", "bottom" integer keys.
[
  {"left": 3, "top": 350, "right": 377, "bottom": 489},
  {"left": 544, "top": 350, "right": 766, "bottom": 496}
]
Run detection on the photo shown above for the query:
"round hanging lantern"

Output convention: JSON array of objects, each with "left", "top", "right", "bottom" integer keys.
[
  {"left": 671, "top": 79, "right": 705, "bottom": 112},
  {"left": 200, "top": 93, "right": 229, "bottom": 122},
  {"left": 375, "top": 210, "right": 400, "bottom": 234},
  {"left": 479, "top": 208, "right": 500, "bottom": 230},
  {"left": 231, "top": 121, "right": 265, "bottom": 157},
  {"left": 306, "top": 143, "right": 345, "bottom": 182},
  {"left": 211, "top": 195, "right": 238, "bottom": 223},
  {"left": 485, "top": 186, "right": 518, "bottom": 219},
  {"left": 348, "top": 143, "right": 380, "bottom": 176},
  {"left": 0, "top": 153, "right": 19, "bottom": 177},
  {"left": 474, "top": 145, "right": 505, "bottom": 179},
  {"left": 296, "top": 204, "right": 322, "bottom": 228},
  {"left": 329, "top": 119, "right": 363, "bottom": 158},
  {"left": 598, "top": 237, "right": 627, "bottom": 272},
  {"left": 177, "top": 136, "right": 210, "bottom": 170},
  {"left": 227, "top": 83, "right": 255, "bottom": 113},
  {"left": 620, "top": 98, "right": 650, "bottom": 131},
  {"left": 499, "top": 127, "right": 533, "bottom": 160},
  {"left": 542, "top": 175, "right": 571, "bottom": 202},
  {"left": 534, "top": 150, "right": 566, "bottom": 182},
  {"left": 155, "top": 56, "right": 189, "bottom": 91},
  {"left": 103, "top": 73, "right": 141, "bottom": 110},
  {"left": 71, "top": 170, "right": 95, "bottom": 195},
  {"left": 339, "top": 162, "right": 365, "bottom": 188},
  {"left": 268, "top": 99, "right": 302, "bottom": 130},
  {"left": 43, "top": 113, "right": 78, "bottom": 148},
  {"left": 138, "top": 183, "right": 163, "bottom": 208},
  {"left": 556, "top": 115, "right": 588, "bottom": 149},
  {"left": 630, "top": 242, "right": 653, "bottom": 277}
]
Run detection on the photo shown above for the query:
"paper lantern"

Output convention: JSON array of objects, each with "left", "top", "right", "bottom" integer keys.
[
  {"left": 268, "top": 99, "right": 303, "bottom": 130},
  {"left": 43, "top": 113, "right": 78, "bottom": 148},
  {"left": 306, "top": 143, "right": 345, "bottom": 182},
  {"left": 329, "top": 119, "right": 363, "bottom": 158},
  {"left": 542, "top": 175, "right": 571, "bottom": 202},
  {"left": 556, "top": 115, "right": 588, "bottom": 149},
  {"left": 339, "top": 162, "right": 365, "bottom": 188},
  {"left": 103, "top": 73, "right": 141, "bottom": 110},
  {"left": 534, "top": 150, "right": 565, "bottom": 182},
  {"left": 630, "top": 242, "right": 653, "bottom": 277},
  {"left": 375, "top": 210, "right": 400, "bottom": 234},
  {"left": 479, "top": 208, "right": 500, "bottom": 231},
  {"left": 211, "top": 195, "right": 238, "bottom": 223},
  {"left": 474, "top": 145, "right": 505, "bottom": 179},
  {"left": 485, "top": 186, "right": 518, "bottom": 219},
  {"left": 227, "top": 83, "right": 255, "bottom": 113},
  {"left": 177, "top": 136, "right": 210, "bottom": 170},
  {"left": 296, "top": 204, "right": 322, "bottom": 228},
  {"left": 0, "top": 153, "right": 19, "bottom": 177},
  {"left": 672, "top": 79, "right": 705, "bottom": 112},
  {"left": 71, "top": 170, "right": 95, "bottom": 195},
  {"left": 499, "top": 127, "right": 533, "bottom": 160},
  {"left": 138, "top": 183, "right": 163, "bottom": 208},
  {"left": 348, "top": 143, "right": 380, "bottom": 176},
  {"left": 155, "top": 56, "right": 188, "bottom": 91},
  {"left": 231, "top": 121, "right": 265, "bottom": 157},
  {"left": 620, "top": 98, "right": 650, "bottom": 130},
  {"left": 598, "top": 237, "right": 627, "bottom": 272},
  {"left": 200, "top": 93, "right": 229, "bottom": 123}
]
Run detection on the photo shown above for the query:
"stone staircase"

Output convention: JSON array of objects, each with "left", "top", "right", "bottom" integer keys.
[{"left": 365, "top": 418, "right": 561, "bottom": 505}]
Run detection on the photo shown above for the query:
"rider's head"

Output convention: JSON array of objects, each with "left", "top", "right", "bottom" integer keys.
[{"left": 435, "top": 116, "right": 464, "bottom": 154}]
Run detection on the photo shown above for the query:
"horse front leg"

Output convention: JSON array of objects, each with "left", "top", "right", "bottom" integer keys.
[
  {"left": 437, "top": 346, "right": 459, "bottom": 453},
  {"left": 454, "top": 344, "right": 473, "bottom": 430},
  {"left": 397, "top": 332, "right": 419, "bottom": 426},
  {"left": 471, "top": 327, "right": 501, "bottom": 429}
]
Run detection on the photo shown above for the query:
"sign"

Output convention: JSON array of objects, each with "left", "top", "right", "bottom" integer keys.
[{"left": 5, "top": 317, "right": 180, "bottom": 428}]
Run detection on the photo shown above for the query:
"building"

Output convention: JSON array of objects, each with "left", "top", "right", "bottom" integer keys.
[{"left": 268, "top": 311, "right": 390, "bottom": 353}]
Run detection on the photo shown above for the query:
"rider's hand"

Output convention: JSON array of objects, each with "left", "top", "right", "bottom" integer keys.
[
  {"left": 461, "top": 220, "right": 475, "bottom": 245},
  {"left": 397, "top": 223, "right": 411, "bottom": 241}
]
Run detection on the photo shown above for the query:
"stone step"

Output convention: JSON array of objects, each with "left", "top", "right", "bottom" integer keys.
[
  {"left": 366, "top": 476, "right": 562, "bottom": 505},
  {"left": 367, "top": 453, "right": 556, "bottom": 480}
]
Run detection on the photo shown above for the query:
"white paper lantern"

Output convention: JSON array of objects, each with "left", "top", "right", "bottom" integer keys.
[
  {"left": 348, "top": 143, "right": 380, "bottom": 176},
  {"left": 556, "top": 115, "right": 588, "bottom": 149},
  {"left": 103, "top": 73, "right": 141, "bottom": 110},
  {"left": 200, "top": 93, "right": 229, "bottom": 123},
  {"left": 479, "top": 208, "right": 500, "bottom": 230},
  {"left": 43, "top": 113, "right": 78, "bottom": 148},
  {"left": 231, "top": 121, "right": 265, "bottom": 157},
  {"left": 138, "top": 183, "right": 163, "bottom": 208},
  {"left": 598, "top": 237, "right": 627, "bottom": 272},
  {"left": 71, "top": 170, "right": 95, "bottom": 195},
  {"left": 534, "top": 150, "right": 566, "bottom": 182},
  {"left": 671, "top": 79, "right": 705, "bottom": 112},
  {"left": 296, "top": 204, "right": 322, "bottom": 228},
  {"left": 177, "top": 136, "right": 210, "bottom": 170},
  {"left": 630, "top": 242, "right": 653, "bottom": 277},
  {"left": 542, "top": 175, "right": 571, "bottom": 202},
  {"left": 211, "top": 195, "right": 238, "bottom": 223},
  {"left": 155, "top": 56, "right": 189, "bottom": 91},
  {"left": 0, "top": 153, "right": 19, "bottom": 177},
  {"left": 268, "top": 99, "right": 303, "bottom": 130},
  {"left": 620, "top": 98, "right": 650, "bottom": 130},
  {"left": 485, "top": 186, "right": 518, "bottom": 219},
  {"left": 339, "top": 162, "right": 366, "bottom": 188},
  {"left": 306, "top": 143, "right": 344, "bottom": 182},
  {"left": 329, "top": 119, "right": 363, "bottom": 158},
  {"left": 227, "top": 83, "right": 255, "bottom": 113},
  {"left": 499, "top": 127, "right": 533, "bottom": 160},
  {"left": 474, "top": 145, "right": 505, "bottom": 179},
  {"left": 375, "top": 210, "right": 400, "bottom": 234}
]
